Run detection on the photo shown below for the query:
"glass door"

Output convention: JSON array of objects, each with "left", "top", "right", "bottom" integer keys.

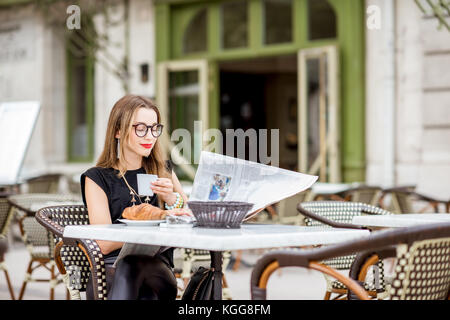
[
  {"left": 157, "top": 60, "right": 208, "bottom": 180},
  {"left": 298, "top": 45, "right": 340, "bottom": 182}
]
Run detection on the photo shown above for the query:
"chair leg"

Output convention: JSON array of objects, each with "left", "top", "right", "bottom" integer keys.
[
  {"left": 181, "top": 250, "right": 193, "bottom": 289},
  {"left": 232, "top": 250, "right": 242, "bottom": 271},
  {"left": 324, "top": 291, "right": 331, "bottom": 300},
  {"left": 222, "top": 274, "right": 229, "bottom": 289},
  {"left": 18, "top": 260, "right": 33, "bottom": 300},
  {"left": 183, "top": 277, "right": 190, "bottom": 289},
  {"left": 50, "top": 264, "right": 55, "bottom": 300},
  {"left": 222, "top": 274, "right": 232, "bottom": 300},
  {"left": 2, "top": 268, "right": 16, "bottom": 300},
  {"left": 265, "top": 205, "right": 277, "bottom": 220}
]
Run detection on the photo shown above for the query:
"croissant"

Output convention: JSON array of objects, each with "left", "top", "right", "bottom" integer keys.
[{"left": 122, "top": 203, "right": 167, "bottom": 220}]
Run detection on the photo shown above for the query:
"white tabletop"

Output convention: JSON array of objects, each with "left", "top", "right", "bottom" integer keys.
[
  {"left": 353, "top": 214, "right": 450, "bottom": 228},
  {"left": 63, "top": 223, "right": 370, "bottom": 251},
  {"left": 310, "top": 182, "right": 360, "bottom": 195}
]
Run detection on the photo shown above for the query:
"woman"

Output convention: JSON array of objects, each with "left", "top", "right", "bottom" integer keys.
[{"left": 81, "top": 94, "right": 189, "bottom": 300}]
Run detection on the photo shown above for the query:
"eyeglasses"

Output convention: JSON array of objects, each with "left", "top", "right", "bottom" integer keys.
[{"left": 132, "top": 123, "right": 164, "bottom": 138}]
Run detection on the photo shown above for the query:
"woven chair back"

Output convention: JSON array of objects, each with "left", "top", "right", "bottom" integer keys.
[
  {"left": 0, "top": 197, "right": 12, "bottom": 236},
  {"left": 37, "top": 205, "right": 93, "bottom": 292},
  {"left": 390, "top": 237, "right": 450, "bottom": 300},
  {"left": 26, "top": 174, "right": 62, "bottom": 194},
  {"left": 300, "top": 201, "right": 392, "bottom": 293},
  {"left": 277, "top": 192, "right": 309, "bottom": 222},
  {"left": 391, "top": 191, "right": 414, "bottom": 213},
  {"left": 346, "top": 187, "right": 382, "bottom": 206},
  {"left": 301, "top": 201, "right": 391, "bottom": 229},
  {"left": 8, "top": 194, "right": 81, "bottom": 259}
]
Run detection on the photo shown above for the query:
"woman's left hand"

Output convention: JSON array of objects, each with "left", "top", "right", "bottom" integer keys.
[{"left": 150, "top": 178, "right": 176, "bottom": 204}]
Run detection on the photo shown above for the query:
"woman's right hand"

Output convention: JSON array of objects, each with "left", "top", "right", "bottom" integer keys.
[{"left": 166, "top": 207, "right": 193, "bottom": 217}]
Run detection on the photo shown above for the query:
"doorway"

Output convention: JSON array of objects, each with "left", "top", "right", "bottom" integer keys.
[{"left": 219, "top": 54, "right": 298, "bottom": 170}]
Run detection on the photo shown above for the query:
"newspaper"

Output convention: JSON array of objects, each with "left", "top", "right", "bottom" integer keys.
[{"left": 189, "top": 151, "right": 318, "bottom": 215}]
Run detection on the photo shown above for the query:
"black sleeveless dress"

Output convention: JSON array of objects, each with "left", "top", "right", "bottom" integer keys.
[
  {"left": 80, "top": 161, "right": 177, "bottom": 300},
  {"left": 80, "top": 163, "right": 174, "bottom": 266}
]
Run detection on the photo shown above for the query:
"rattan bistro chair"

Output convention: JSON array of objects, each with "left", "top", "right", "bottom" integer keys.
[
  {"left": 274, "top": 191, "right": 311, "bottom": 225},
  {"left": 0, "top": 192, "right": 15, "bottom": 299},
  {"left": 25, "top": 174, "right": 63, "bottom": 194},
  {"left": 251, "top": 222, "right": 450, "bottom": 300},
  {"left": 342, "top": 186, "right": 383, "bottom": 207},
  {"left": 297, "top": 201, "right": 393, "bottom": 300},
  {"left": 7, "top": 193, "right": 81, "bottom": 299},
  {"left": 35, "top": 205, "right": 108, "bottom": 300},
  {"left": 380, "top": 186, "right": 448, "bottom": 213}
]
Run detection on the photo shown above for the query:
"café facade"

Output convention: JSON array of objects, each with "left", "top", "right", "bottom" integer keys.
[{"left": 0, "top": 0, "right": 448, "bottom": 197}]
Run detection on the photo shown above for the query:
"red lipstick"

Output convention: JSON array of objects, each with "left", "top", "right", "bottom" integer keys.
[{"left": 140, "top": 144, "right": 153, "bottom": 149}]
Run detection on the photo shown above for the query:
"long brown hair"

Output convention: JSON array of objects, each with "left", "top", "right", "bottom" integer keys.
[{"left": 96, "top": 94, "right": 171, "bottom": 180}]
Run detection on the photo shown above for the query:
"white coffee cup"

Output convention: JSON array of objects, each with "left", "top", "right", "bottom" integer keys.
[{"left": 137, "top": 174, "right": 158, "bottom": 196}]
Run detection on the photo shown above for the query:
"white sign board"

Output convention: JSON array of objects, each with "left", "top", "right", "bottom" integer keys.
[{"left": 0, "top": 101, "right": 40, "bottom": 185}]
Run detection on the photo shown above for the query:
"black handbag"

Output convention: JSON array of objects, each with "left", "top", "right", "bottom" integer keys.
[{"left": 181, "top": 266, "right": 215, "bottom": 300}]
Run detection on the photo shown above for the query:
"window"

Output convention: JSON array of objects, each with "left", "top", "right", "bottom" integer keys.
[
  {"left": 221, "top": 1, "right": 248, "bottom": 49},
  {"left": 263, "top": 0, "right": 293, "bottom": 45},
  {"left": 183, "top": 8, "right": 208, "bottom": 54},
  {"left": 308, "top": 0, "right": 337, "bottom": 40},
  {"left": 66, "top": 29, "right": 94, "bottom": 161},
  {"left": 169, "top": 70, "right": 200, "bottom": 166}
]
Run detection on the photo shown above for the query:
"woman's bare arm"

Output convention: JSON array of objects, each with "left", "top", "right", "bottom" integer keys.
[
  {"left": 171, "top": 171, "right": 189, "bottom": 206},
  {"left": 84, "top": 177, "right": 123, "bottom": 255}
]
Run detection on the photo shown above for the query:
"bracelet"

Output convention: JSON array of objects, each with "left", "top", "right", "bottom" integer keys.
[
  {"left": 165, "top": 192, "right": 183, "bottom": 209},
  {"left": 165, "top": 192, "right": 184, "bottom": 210}
]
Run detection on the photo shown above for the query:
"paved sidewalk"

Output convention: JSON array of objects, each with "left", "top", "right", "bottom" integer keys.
[{"left": 1, "top": 240, "right": 327, "bottom": 300}]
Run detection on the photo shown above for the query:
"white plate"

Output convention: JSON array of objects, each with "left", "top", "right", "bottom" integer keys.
[
  {"left": 118, "top": 219, "right": 165, "bottom": 226},
  {"left": 159, "top": 222, "right": 194, "bottom": 228}
]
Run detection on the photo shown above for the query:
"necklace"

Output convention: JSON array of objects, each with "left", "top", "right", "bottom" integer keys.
[{"left": 121, "top": 173, "right": 151, "bottom": 205}]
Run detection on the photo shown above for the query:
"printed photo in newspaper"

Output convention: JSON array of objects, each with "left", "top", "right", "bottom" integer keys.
[{"left": 208, "top": 174, "right": 232, "bottom": 201}]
